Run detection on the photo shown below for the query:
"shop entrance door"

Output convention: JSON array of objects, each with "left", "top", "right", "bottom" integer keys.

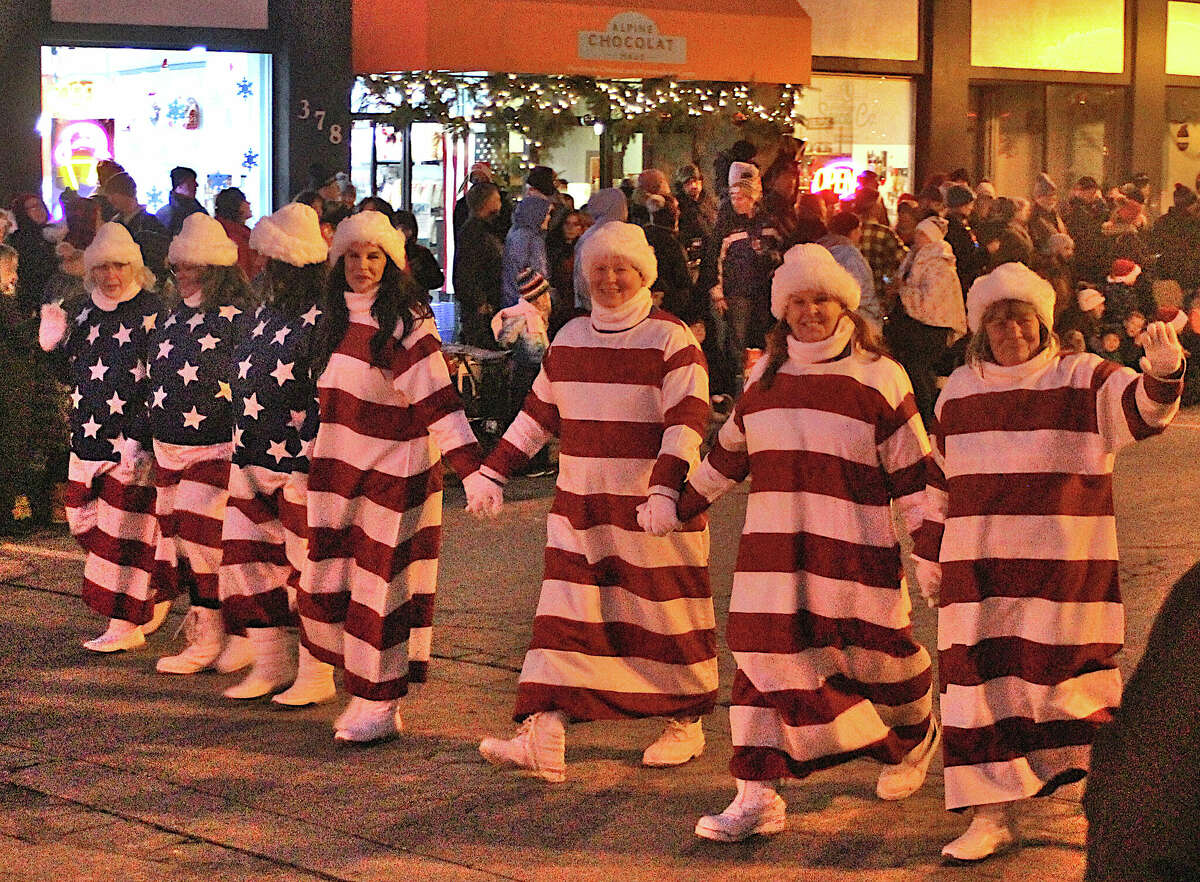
[{"left": 349, "top": 117, "right": 446, "bottom": 253}]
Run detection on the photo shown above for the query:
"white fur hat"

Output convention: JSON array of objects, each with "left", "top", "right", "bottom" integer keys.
[
  {"left": 771, "top": 243, "right": 861, "bottom": 320},
  {"left": 83, "top": 222, "right": 144, "bottom": 272},
  {"left": 249, "top": 202, "right": 328, "bottom": 266},
  {"left": 577, "top": 221, "right": 657, "bottom": 288},
  {"left": 330, "top": 210, "right": 407, "bottom": 270},
  {"left": 728, "top": 161, "right": 760, "bottom": 188},
  {"left": 915, "top": 216, "right": 948, "bottom": 243},
  {"left": 965, "top": 262, "right": 1056, "bottom": 334},
  {"left": 167, "top": 213, "right": 238, "bottom": 267}
]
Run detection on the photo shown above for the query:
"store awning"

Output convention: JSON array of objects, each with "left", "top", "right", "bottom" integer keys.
[{"left": 352, "top": 0, "right": 811, "bottom": 84}]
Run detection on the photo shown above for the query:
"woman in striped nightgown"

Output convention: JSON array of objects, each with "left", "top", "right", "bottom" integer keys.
[
  {"left": 675, "top": 244, "right": 939, "bottom": 842},
  {"left": 913, "top": 262, "right": 1184, "bottom": 861},
  {"left": 471, "top": 222, "right": 715, "bottom": 783}
]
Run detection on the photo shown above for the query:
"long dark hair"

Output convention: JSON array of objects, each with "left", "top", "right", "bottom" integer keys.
[
  {"left": 309, "top": 255, "right": 433, "bottom": 378},
  {"left": 759, "top": 310, "right": 889, "bottom": 390},
  {"left": 165, "top": 264, "right": 256, "bottom": 312},
  {"left": 259, "top": 259, "right": 328, "bottom": 317}
]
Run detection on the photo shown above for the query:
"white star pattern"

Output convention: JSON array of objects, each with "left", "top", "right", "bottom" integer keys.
[
  {"left": 232, "top": 426, "right": 244, "bottom": 448},
  {"left": 113, "top": 324, "right": 132, "bottom": 346},
  {"left": 266, "top": 439, "right": 291, "bottom": 463},
  {"left": 219, "top": 305, "right": 242, "bottom": 321},
  {"left": 75, "top": 307, "right": 91, "bottom": 326},
  {"left": 81, "top": 416, "right": 101, "bottom": 438},
  {"left": 129, "top": 361, "right": 147, "bottom": 383},
  {"left": 142, "top": 312, "right": 158, "bottom": 333},
  {"left": 237, "top": 357, "right": 253, "bottom": 380},
  {"left": 215, "top": 381, "right": 233, "bottom": 402},
  {"left": 163, "top": 314, "right": 177, "bottom": 329},
  {"left": 86, "top": 325, "right": 100, "bottom": 344},
  {"left": 270, "top": 360, "right": 294, "bottom": 385},
  {"left": 108, "top": 433, "right": 127, "bottom": 455},
  {"left": 271, "top": 327, "right": 289, "bottom": 346},
  {"left": 152, "top": 387, "right": 167, "bottom": 408},
  {"left": 252, "top": 321, "right": 267, "bottom": 337},
  {"left": 70, "top": 389, "right": 83, "bottom": 409},
  {"left": 243, "top": 393, "right": 263, "bottom": 419},
  {"left": 197, "top": 333, "right": 221, "bottom": 351},
  {"left": 106, "top": 391, "right": 125, "bottom": 415},
  {"left": 186, "top": 313, "right": 205, "bottom": 331},
  {"left": 288, "top": 409, "right": 307, "bottom": 431},
  {"left": 301, "top": 306, "right": 321, "bottom": 326},
  {"left": 179, "top": 362, "right": 199, "bottom": 385},
  {"left": 182, "top": 407, "right": 206, "bottom": 429},
  {"left": 89, "top": 359, "right": 108, "bottom": 381},
  {"left": 157, "top": 340, "right": 173, "bottom": 360}
]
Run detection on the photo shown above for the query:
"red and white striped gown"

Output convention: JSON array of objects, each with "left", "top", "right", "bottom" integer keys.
[
  {"left": 678, "top": 322, "right": 935, "bottom": 781},
  {"left": 913, "top": 348, "right": 1182, "bottom": 810},
  {"left": 300, "top": 291, "right": 480, "bottom": 701},
  {"left": 481, "top": 299, "right": 716, "bottom": 723}
]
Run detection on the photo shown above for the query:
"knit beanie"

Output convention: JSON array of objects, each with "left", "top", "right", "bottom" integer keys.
[
  {"left": 167, "top": 213, "right": 238, "bottom": 267},
  {"left": 577, "top": 221, "right": 657, "bottom": 288},
  {"left": 329, "top": 210, "right": 407, "bottom": 270},
  {"left": 83, "top": 222, "right": 145, "bottom": 273},
  {"left": 915, "top": 216, "right": 948, "bottom": 243},
  {"left": 946, "top": 184, "right": 975, "bottom": 209},
  {"left": 1108, "top": 258, "right": 1142, "bottom": 285},
  {"left": 1174, "top": 183, "right": 1198, "bottom": 210},
  {"left": 728, "top": 161, "right": 760, "bottom": 188},
  {"left": 975, "top": 181, "right": 997, "bottom": 199},
  {"left": 103, "top": 172, "right": 137, "bottom": 199},
  {"left": 526, "top": 166, "right": 557, "bottom": 197},
  {"left": 1033, "top": 173, "right": 1057, "bottom": 198},
  {"left": 966, "top": 262, "right": 1056, "bottom": 334},
  {"left": 249, "top": 202, "right": 328, "bottom": 267},
  {"left": 517, "top": 267, "right": 550, "bottom": 301},
  {"left": 770, "top": 243, "right": 861, "bottom": 320}
]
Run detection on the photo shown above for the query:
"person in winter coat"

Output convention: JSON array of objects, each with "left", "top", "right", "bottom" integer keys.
[
  {"left": 674, "top": 164, "right": 717, "bottom": 274},
  {"left": 453, "top": 161, "right": 512, "bottom": 238},
  {"left": 1029, "top": 173, "right": 1067, "bottom": 255},
  {"left": 675, "top": 244, "right": 939, "bottom": 842},
  {"left": 103, "top": 173, "right": 170, "bottom": 284},
  {"left": 472, "top": 222, "right": 715, "bottom": 783},
  {"left": 8, "top": 193, "right": 57, "bottom": 316},
  {"left": 944, "top": 185, "right": 987, "bottom": 294},
  {"left": 820, "top": 211, "right": 880, "bottom": 328},
  {"left": 982, "top": 198, "right": 1035, "bottom": 272},
  {"left": 149, "top": 214, "right": 256, "bottom": 679},
  {"left": 214, "top": 187, "right": 265, "bottom": 283},
  {"left": 452, "top": 182, "right": 506, "bottom": 348},
  {"left": 394, "top": 210, "right": 445, "bottom": 294},
  {"left": 1148, "top": 184, "right": 1200, "bottom": 297},
  {"left": 39, "top": 222, "right": 166, "bottom": 651},
  {"left": 155, "top": 166, "right": 208, "bottom": 239},
  {"left": 912, "top": 262, "right": 1184, "bottom": 862},
  {"left": 572, "top": 188, "right": 629, "bottom": 308},
  {"left": 301, "top": 211, "right": 482, "bottom": 743},
  {"left": 1061, "top": 176, "right": 1110, "bottom": 285},
  {"left": 217, "top": 203, "right": 332, "bottom": 703},
  {"left": 642, "top": 195, "right": 694, "bottom": 319},
  {"left": 885, "top": 216, "right": 967, "bottom": 425},
  {"left": 501, "top": 197, "right": 552, "bottom": 309},
  {"left": 545, "top": 209, "right": 590, "bottom": 334},
  {"left": 1101, "top": 196, "right": 1152, "bottom": 269}
]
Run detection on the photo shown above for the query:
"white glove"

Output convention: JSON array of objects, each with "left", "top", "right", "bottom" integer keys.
[
  {"left": 115, "top": 437, "right": 152, "bottom": 481},
  {"left": 463, "top": 470, "right": 503, "bottom": 517},
  {"left": 1139, "top": 321, "right": 1184, "bottom": 377},
  {"left": 39, "top": 302, "right": 68, "bottom": 352},
  {"left": 913, "top": 557, "right": 942, "bottom": 609},
  {"left": 636, "top": 492, "right": 682, "bottom": 537}
]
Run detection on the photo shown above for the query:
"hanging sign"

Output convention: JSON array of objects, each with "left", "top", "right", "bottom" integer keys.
[{"left": 578, "top": 12, "right": 687, "bottom": 65}]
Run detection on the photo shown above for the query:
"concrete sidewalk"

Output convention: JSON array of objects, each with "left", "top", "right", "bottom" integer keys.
[{"left": 2, "top": 424, "right": 1194, "bottom": 881}]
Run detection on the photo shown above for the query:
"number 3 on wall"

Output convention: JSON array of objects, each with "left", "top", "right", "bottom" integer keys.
[{"left": 297, "top": 99, "right": 343, "bottom": 144}]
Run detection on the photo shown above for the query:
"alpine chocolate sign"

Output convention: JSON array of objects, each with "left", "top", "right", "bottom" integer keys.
[{"left": 578, "top": 12, "right": 687, "bottom": 65}]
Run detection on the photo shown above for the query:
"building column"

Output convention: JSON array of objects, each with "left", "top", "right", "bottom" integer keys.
[
  {"left": 1130, "top": 0, "right": 1168, "bottom": 211},
  {"left": 0, "top": 0, "right": 48, "bottom": 200},
  {"left": 918, "top": 0, "right": 973, "bottom": 187}
]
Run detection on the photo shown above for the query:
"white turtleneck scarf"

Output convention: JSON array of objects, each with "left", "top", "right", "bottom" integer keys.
[
  {"left": 344, "top": 285, "right": 380, "bottom": 321},
  {"left": 973, "top": 342, "right": 1057, "bottom": 385},
  {"left": 91, "top": 280, "right": 142, "bottom": 311},
  {"left": 590, "top": 286, "right": 653, "bottom": 332},
  {"left": 785, "top": 314, "right": 856, "bottom": 365}
]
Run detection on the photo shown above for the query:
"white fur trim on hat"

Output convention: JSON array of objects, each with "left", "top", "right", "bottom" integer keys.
[
  {"left": 770, "top": 243, "right": 861, "bottom": 320},
  {"left": 249, "top": 202, "right": 328, "bottom": 266},
  {"left": 965, "top": 262, "right": 1056, "bottom": 334},
  {"left": 728, "top": 161, "right": 760, "bottom": 188},
  {"left": 1077, "top": 288, "right": 1105, "bottom": 312},
  {"left": 577, "top": 221, "right": 657, "bottom": 288},
  {"left": 329, "top": 210, "right": 406, "bottom": 271},
  {"left": 168, "top": 213, "right": 238, "bottom": 267},
  {"left": 83, "top": 222, "right": 144, "bottom": 272},
  {"left": 915, "top": 216, "right": 948, "bottom": 243}
]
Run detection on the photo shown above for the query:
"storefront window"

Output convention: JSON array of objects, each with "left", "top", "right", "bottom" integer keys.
[
  {"left": 1167, "top": 87, "right": 1200, "bottom": 195},
  {"left": 40, "top": 46, "right": 272, "bottom": 221},
  {"left": 796, "top": 74, "right": 914, "bottom": 213},
  {"left": 971, "top": 0, "right": 1124, "bottom": 73}
]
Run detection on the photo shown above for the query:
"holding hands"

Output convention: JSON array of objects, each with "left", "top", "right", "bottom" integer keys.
[
  {"left": 636, "top": 492, "right": 682, "bottom": 537},
  {"left": 464, "top": 470, "right": 503, "bottom": 517}
]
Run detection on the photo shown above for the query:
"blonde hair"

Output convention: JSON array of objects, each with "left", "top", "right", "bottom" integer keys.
[
  {"left": 84, "top": 264, "right": 157, "bottom": 295},
  {"left": 759, "top": 309, "right": 888, "bottom": 390}
]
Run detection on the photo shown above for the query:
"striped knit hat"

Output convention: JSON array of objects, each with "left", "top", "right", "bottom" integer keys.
[{"left": 517, "top": 267, "right": 550, "bottom": 301}]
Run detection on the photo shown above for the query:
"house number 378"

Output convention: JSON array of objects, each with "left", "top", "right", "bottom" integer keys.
[{"left": 297, "top": 99, "right": 343, "bottom": 144}]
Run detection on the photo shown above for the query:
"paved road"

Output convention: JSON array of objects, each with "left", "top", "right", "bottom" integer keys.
[{"left": 1, "top": 414, "right": 1196, "bottom": 882}]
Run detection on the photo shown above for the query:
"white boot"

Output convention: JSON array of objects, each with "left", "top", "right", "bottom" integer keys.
[
  {"left": 877, "top": 717, "right": 942, "bottom": 800},
  {"left": 478, "top": 711, "right": 567, "bottom": 783},
  {"left": 642, "top": 718, "right": 705, "bottom": 767},
  {"left": 222, "top": 627, "right": 295, "bottom": 699},
  {"left": 694, "top": 779, "right": 787, "bottom": 842},
  {"left": 333, "top": 697, "right": 403, "bottom": 743},
  {"left": 214, "top": 633, "right": 253, "bottom": 673},
  {"left": 272, "top": 644, "right": 336, "bottom": 707},
  {"left": 942, "top": 803, "right": 1016, "bottom": 862},
  {"left": 141, "top": 600, "right": 173, "bottom": 636},
  {"left": 156, "top": 607, "right": 223, "bottom": 674},
  {"left": 82, "top": 618, "right": 145, "bottom": 653}
]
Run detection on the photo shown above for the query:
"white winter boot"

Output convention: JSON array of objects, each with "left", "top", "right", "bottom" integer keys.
[
  {"left": 82, "top": 618, "right": 145, "bottom": 653},
  {"left": 141, "top": 600, "right": 173, "bottom": 636},
  {"left": 214, "top": 632, "right": 253, "bottom": 674},
  {"left": 694, "top": 779, "right": 787, "bottom": 842},
  {"left": 478, "top": 711, "right": 567, "bottom": 783},
  {"left": 155, "top": 607, "right": 223, "bottom": 674},
  {"left": 271, "top": 644, "right": 336, "bottom": 707},
  {"left": 222, "top": 627, "right": 295, "bottom": 699},
  {"left": 942, "top": 802, "right": 1017, "bottom": 862},
  {"left": 877, "top": 717, "right": 942, "bottom": 800},
  {"left": 642, "top": 718, "right": 705, "bottom": 767},
  {"left": 333, "top": 697, "right": 403, "bottom": 743}
]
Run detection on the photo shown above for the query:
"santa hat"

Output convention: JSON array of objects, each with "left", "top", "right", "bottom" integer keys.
[
  {"left": 168, "top": 213, "right": 238, "bottom": 267},
  {"left": 577, "top": 221, "right": 657, "bottom": 287},
  {"left": 915, "top": 216, "right": 948, "bottom": 243},
  {"left": 1108, "top": 258, "right": 1142, "bottom": 285},
  {"left": 249, "top": 203, "right": 328, "bottom": 267},
  {"left": 966, "top": 262, "right": 1056, "bottom": 334},
  {"left": 770, "top": 243, "right": 861, "bottom": 320},
  {"left": 83, "top": 222, "right": 144, "bottom": 273},
  {"left": 517, "top": 267, "right": 550, "bottom": 301},
  {"left": 1077, "top": 288, "right": 1105, "bottom": 312},
  {"left": 728, "top": 161, "right": 760, "bottom": 188},
  {"left": 329, "top": 210, "right": 406, "bottom": 270},
  {"left": 1156, "top": 305, "right": 1188, "bottom": 333}
]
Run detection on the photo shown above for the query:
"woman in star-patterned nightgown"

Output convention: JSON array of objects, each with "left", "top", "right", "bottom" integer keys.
[
  {"left": 147, "top": 214, "right": 256, "bottom": 679},
  {"left": 218, "top": 203, "right": 334, "bottom": 703},
  {"left": 38, "top": 222, "right": 163, "bottom": 652}
]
